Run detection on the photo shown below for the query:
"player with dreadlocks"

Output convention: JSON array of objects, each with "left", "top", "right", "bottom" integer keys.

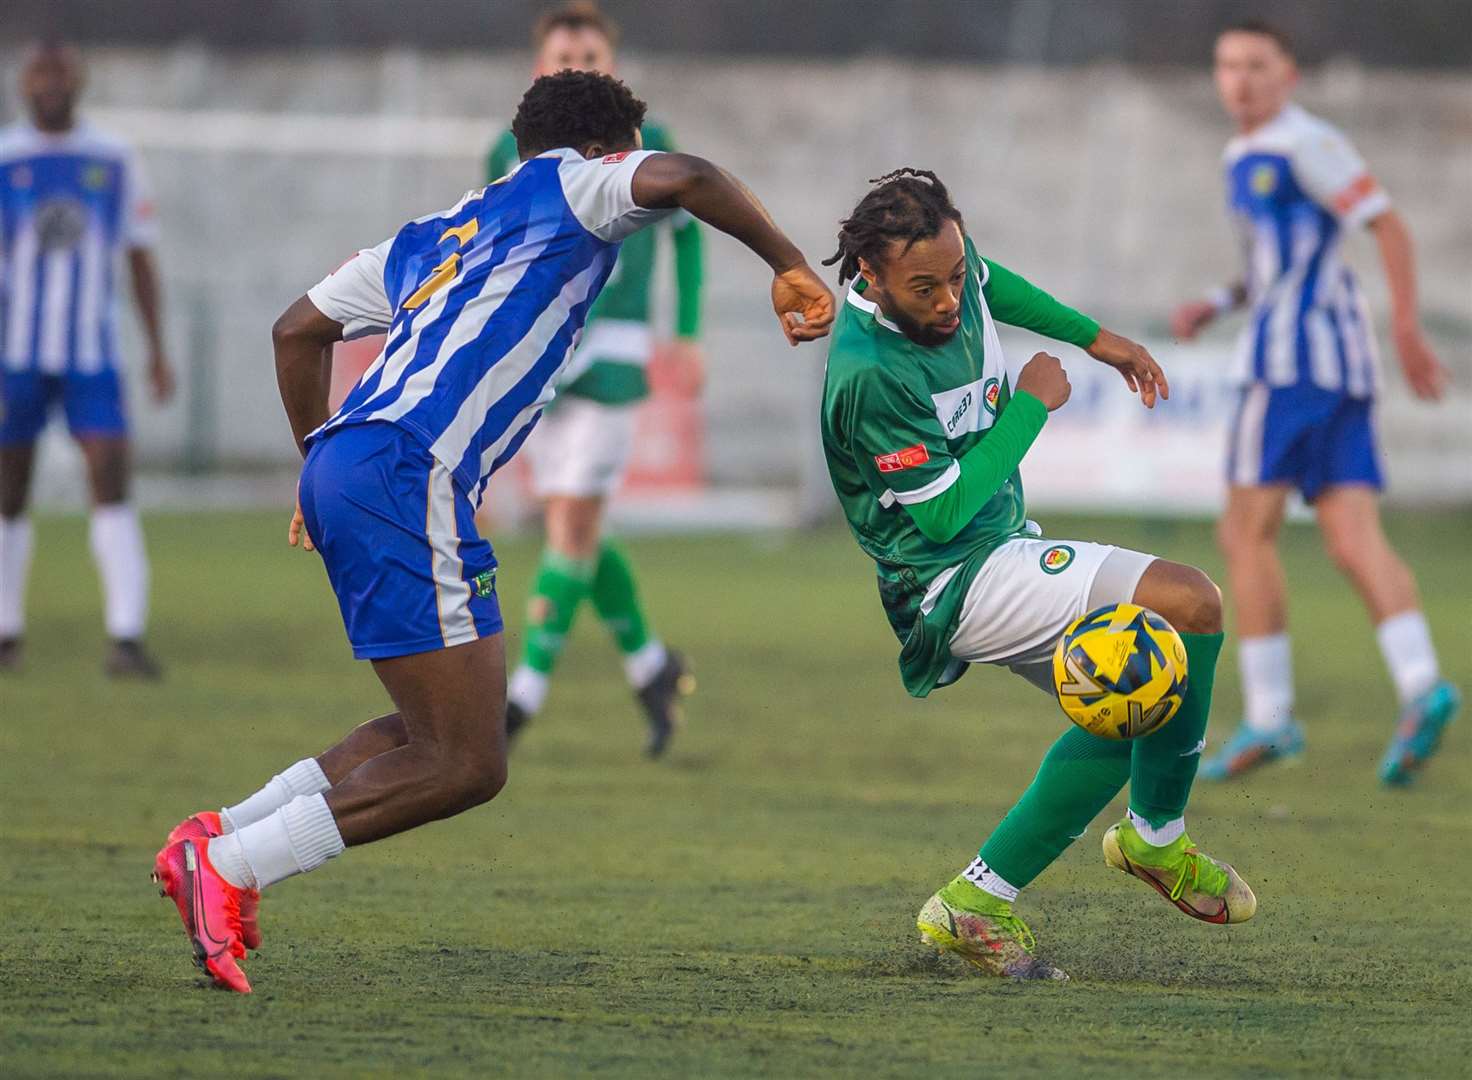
[{"left": 819, "top": 169, "right": 1256, "bottom": 979}]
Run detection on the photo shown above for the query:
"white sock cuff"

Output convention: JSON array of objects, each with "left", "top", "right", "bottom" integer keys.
[
  {"left": 280, "top": 793, "right": 345, "bottom": 874},
  {"left": 507, "top": 665, "right": 550, "bottom": 715},
  {"left": 1375, "top": 610, "right": 1440, "bottom": 705},
  {"left": 1239, "top": 633, "right": 1294, "bottom": 734},
  {"left": 88, "top": 503, "right": 149, "bottom": 640},
  {"left": 0, "top": 515, "right": 34, "bottom": 638},
  {"left": 281, "top": 757, "right": 331, "bottom": 797},
  {"left": 624, "top": 639, "right": 668, "bottom": 689},
  {"left": 1127, "top": 810, "right": 1185, "bottom": 847},
  {"left": 207, "top": 831, "right": 259, "bottom": 890},
  {"left": 961, "top": 857, "right": 1019, "bottom": 903}
]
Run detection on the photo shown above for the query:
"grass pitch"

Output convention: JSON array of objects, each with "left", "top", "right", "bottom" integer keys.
[{"left": 2, "top": 509, "right": 1470, "bottom": 1078}]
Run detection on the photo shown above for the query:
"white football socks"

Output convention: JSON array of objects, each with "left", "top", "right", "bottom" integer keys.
[
  {"left": 1127, "top": 809, "right": 1185, "bottom": 848},
  {"left": 221, "top": 757, "right": 331, "bottom": 833},
  {"left": 209, "top": 793, "right": 345, "bottom": 890},
  {"left": 1375, "top": 610, "right": 1441, "bottom": 707},
  {"left": 507, "top": 665, "right": 550, "bottom": 716},
  {"left": 961, "top": 857, "right": 1019, "bottom": 903},
  {"left": 88, "top": 504, "right": 149, "bottom": 640},
  {"left": 0, "top": 515, "right": 33, "bottom": 638},
  {"left": 1239, "top": 633, "right": 1295, "bottom": 734},
  {"left": 623, "top": 639, "right": 668, "bottom": 689}
]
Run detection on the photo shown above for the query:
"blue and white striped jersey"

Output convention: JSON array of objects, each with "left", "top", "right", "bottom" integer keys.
[
  {"left": 0, "top": 123, "right": 157, "bottom": 375},
  {"left": 307, "top": 147, "right": 673, "bottom": 504},
  {"left": 1223, "top": 104, "right": 1390, "bottom": 398}
]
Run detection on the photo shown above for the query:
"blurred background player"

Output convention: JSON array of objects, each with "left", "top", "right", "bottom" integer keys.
[
  {"left": 487, "top": 4, "right": 704, "bottom": 757},
  {"left": 0, "top": 42, "right": 174, "bottom": 677},
  {"left": 1172, "top": 21, "right": 1460, "bottom": 785}
]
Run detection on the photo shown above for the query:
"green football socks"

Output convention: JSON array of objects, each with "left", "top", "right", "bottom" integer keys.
[
  {"left": 1128, "top": 631, "right": 1224, "bottom": 828},
  {"left": 521, "top": 549, "right": 595, "bottom": 675},
  {"left": 976, "top": 630, "right": 1225, "bottom": 890},
  {"left": 590, "top": 541, "right": 651, "bottom": 656},
  {"left": 978, "top": 726, "right": 1131, "bottom": 889}
]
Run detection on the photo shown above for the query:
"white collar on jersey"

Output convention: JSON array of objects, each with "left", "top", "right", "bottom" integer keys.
[
  {"left": 1224, "top": 102, "right": 1306, "bottom": 157},
  {"left": 845, "top": 284, "right": 904, "bottom": 334}
]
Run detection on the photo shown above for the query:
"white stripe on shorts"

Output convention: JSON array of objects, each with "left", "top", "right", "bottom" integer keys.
[
  {"left": 1231, "top": 383, "right": 1271, "bottom": 487},
  {"left": 426, "top": 462, "right": 477, "bottom": 648}
]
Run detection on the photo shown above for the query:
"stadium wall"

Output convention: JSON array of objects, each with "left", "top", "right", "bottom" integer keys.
[{"left": 4, "top": 47, "right": 1469, "bottom": 511}]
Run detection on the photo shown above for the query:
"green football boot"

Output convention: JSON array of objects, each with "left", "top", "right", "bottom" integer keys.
[
  {"left": 1102, "top": 820, "right": 1256, "bottom": 925},
  {"left": 916, "top": 876, "right": 1068, "bottom": 980}
]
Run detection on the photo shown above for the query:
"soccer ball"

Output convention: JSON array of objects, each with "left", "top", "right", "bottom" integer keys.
[{"left": 1052, "top": 603, "right": 1188, "bottom": 740}]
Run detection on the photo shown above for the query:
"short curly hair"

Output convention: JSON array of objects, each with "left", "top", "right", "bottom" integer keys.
[{"left": 511, "top": 70, "right": 646, "bottom": 160}]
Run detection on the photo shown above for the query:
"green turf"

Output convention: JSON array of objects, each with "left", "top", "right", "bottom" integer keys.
[{"left": 2, "top": 509, "right": 1469, "bottom": 1078}]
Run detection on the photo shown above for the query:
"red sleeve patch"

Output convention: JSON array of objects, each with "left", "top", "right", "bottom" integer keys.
[
  {"left": 874, "top": 444, "right": 931, "bottom": 473},
  {"left": 1332, "top": 173, "right": 1379, "bottom": 215},
  {"left": 602, "top": 151, "right": 633, "bottom": 164}
]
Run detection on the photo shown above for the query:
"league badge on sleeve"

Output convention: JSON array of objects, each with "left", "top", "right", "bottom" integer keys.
[{"left": 874, "top": 444, "right": 931, "bottom": 473}]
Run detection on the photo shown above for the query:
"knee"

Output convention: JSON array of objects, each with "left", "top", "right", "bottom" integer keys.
[
  {"left": 1143, "top": 564, "right": 1222, "bottom": 635},
  {"left": 1172, "top": 568, "right": 1223, "bottom": 634},
  {"left": 440, "top": 752, "right": 508, "bottom": 816},
  {"left": 1321, "top": 523, "right": 1379, "bottom": 580}
]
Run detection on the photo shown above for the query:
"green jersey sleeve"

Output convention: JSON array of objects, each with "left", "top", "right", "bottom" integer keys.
[
  {"left": 845, "top": 368, "right": 962, "bottom": 507},
  {"left": 902, "top": 391, "right": 1048, "bottom": 543},
  {"left": 971, "top": 241, "right": 1100, "bottom": 349}
]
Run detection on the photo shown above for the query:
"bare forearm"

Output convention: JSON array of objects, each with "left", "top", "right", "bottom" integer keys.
[
  {"left": 273, "top": 297, "right": 343, "bottom": 456},
  {"left": 1372, "top": 211, "right": 1419, "bottom": 330},
  {"left": 635, "top": 155, "right": 803, "bottom": 273},
  {"left": 128, "top": 248, "right": 165, "bottom": 350}
]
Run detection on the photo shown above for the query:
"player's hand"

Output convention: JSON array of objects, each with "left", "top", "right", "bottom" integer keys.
[
  {"left": 771, "top": 264, "right": 835, "bottom": 346},
  {"left": 288, "top": 500, "right": 315, "bottom": 552},
  {"left": 1170, "top": 300, "right": 1217, "bottom": 342},
  {"left": 1393, "top": 323, "right": 1448, "bottom": 401},
  {"left": 1017, "top": 352, "right": 1072, "bottom": 411},
  {"left": 652, "top": 339, "right": 705, "bottom": 395},
  {"left": 149, "top": 348, "right": 176, "bottom": 404},
  {"left": 1087, "top": 328, "right": 1169, "bottom": 408}
]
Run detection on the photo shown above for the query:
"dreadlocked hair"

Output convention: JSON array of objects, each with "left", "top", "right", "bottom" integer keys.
[{"left": 823, "top": 168, "right": 964, "bottom": 285}]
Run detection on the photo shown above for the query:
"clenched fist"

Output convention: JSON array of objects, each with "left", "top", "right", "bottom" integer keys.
[{"left": 1017, "top": 351, "right": 1072, "bottom": 411}]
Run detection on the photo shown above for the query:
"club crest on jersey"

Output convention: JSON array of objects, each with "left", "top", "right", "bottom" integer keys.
[
  {"left": 1040, "top": 544, "right": 1075, "bottom": 574},
  {"left": 1250, "top": 162, "right": 1278, "bottom": 197},
  {"left": 874, "top": 444, "right": 930, "bottom": 473},
  {"left": 982, "top": 378, "right": 1001, "bottom": 415},
  {"left": 602, "top": 151, "right": 633, "bottom": 164}
]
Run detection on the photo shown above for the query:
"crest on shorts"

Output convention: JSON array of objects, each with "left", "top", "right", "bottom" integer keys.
[
  {"left": 1040, "top": 544, "right": 1075, "bottom": 575},
  {"left": 472, "top": 569, "right": 498, "bottom": 599}
]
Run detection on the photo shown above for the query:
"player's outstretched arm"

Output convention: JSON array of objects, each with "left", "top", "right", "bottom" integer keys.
[
  {"left": 1085, "top": 328, "right": 1170, "bottom": 409},
  {"left": 631, "top": 153, "right": 834, "bottom": 345},
  {"left": 1369, "top": 210, "right": 1448, "bottom": 401},
  {"left": 1170, "top": 281, "right": 1245, "bottom": 341},
  {"left": 272, "top": 295, "right": 344, "bottom": 457}
]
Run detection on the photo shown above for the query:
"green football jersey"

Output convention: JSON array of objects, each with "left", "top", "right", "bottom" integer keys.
[
  {"left": 485, "top": 121, "right": 703, "bottom": 405},
  {"left": 821, "top": 236, "right": 1099, "bottom": 697}
]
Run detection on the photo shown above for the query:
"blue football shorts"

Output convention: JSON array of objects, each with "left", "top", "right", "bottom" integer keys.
[
  {"left": 1225, "top": 383, "right": 1383, "bottom": 502},
  {"left": 298, "top": 420, "right": 503, "bottom": 660},
  {"left": 0, "top": 369, "right": 129, "bottom": 445}
]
